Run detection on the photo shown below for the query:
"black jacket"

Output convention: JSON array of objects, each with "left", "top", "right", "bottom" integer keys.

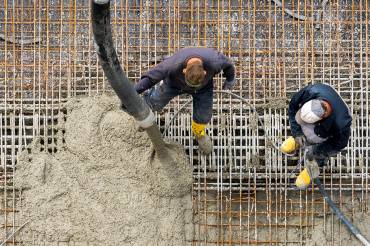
[
  {"left": 288, "top": 83, "right": 352, "bottom": 157},
  {"left": 134, "top": 47, "right": 235, "bottom": 94}
]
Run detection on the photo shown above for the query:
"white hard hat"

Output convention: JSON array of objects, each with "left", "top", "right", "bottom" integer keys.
[{"left": 299, "top": 99, "right": 325, "bottom": 124}]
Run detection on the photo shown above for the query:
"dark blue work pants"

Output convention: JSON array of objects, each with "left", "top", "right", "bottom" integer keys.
[{"left": 143, "top": 80, "right": 213, "bottom": 124}]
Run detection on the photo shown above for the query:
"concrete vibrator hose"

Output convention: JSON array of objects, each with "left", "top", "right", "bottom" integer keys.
[
  {"left": 91, "top": 0, "right": 167, "bottom": 155},
  {"left": 314, "top": 178, "right": 370, "bottom": 246}
]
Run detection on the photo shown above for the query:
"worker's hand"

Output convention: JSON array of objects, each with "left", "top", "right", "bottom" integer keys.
[
  {"left": 222, "top": 79, "right": 235, "bottom": 90},
  {"left": 305, "top": 152, "right": 320, "bottom": 179},
  {"left": 121, "top": 104, "right": 129, "bottom": 113},
  {"left": 294, "top": 135, "right": 306, "bottom": 147},
  {"left": 134, "top": 81, "right": 146, "bottom": 95}
]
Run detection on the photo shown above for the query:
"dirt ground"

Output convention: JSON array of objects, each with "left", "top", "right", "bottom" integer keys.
[{"left": 191, "top": 189, "right": 370, "bottom": 245}]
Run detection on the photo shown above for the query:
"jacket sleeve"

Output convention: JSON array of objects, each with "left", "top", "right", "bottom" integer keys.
[
  {"left": 288, "top": 87, "right": 313, "bottom": 137},
  {"left": 313, "top": 126, "right": 351, "bottom": 158},
  {"left": 134, "top": 60, "right": 170, "bottom": 94},
  {"left": 218, "top": 53, "right": 235, "bottom": 82}
]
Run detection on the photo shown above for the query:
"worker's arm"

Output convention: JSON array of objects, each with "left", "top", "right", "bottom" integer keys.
[
  {"left": 288, "top": 87, "right": 313, "bottom": 137},
  {"left": 312, "top": 126, "right": 351, "bottom": 159},
  {"left": 135, "top": 60, "right": 170, "bottom": 94},
  {"left": 220, "top": 54, "right": 235, "bottom": 82},
  {"left": 218, "top": 53, "right": 236, "bottom": 89}
]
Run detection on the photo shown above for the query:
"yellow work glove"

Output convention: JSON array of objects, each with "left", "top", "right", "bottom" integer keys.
[
  {"left": 281, "top": 136, "right": 299, "bottom": 154},
  {"left": 295, "top": 159, "right": 320, "bottom": 190}
]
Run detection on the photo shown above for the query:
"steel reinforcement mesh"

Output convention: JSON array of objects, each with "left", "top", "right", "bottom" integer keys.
[{"left": 0, "top": 0, "right": 369, "bottom": 245}]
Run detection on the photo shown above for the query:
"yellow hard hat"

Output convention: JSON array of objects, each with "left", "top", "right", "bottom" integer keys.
[{"left": 280, "top": 136, "right": 297, "bottom": 154}]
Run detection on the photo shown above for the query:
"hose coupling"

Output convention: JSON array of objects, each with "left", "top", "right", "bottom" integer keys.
[{"left": 137, "top": 110, "right": 156, "bottom": 129}]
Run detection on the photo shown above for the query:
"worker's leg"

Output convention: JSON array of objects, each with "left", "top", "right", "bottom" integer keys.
[
  {"left": 191, "top": 84, "right": 214, "bottom": 155},
  {"left": 192, "top": 83, "right": 213, "bottom": 124},
  {"left": 315, "top": 157, "right": 328, "bottom": 167},
  {"left": 143, "top": 81, "right": 182, "bottom": 112}
]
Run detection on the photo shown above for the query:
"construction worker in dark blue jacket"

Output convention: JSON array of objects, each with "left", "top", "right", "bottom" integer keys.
[
  {"left": 134, "top": 47, "right": 236, "bottom": 155},
  {"left": 280, "top": 83, "right": 352, "bottom": 189}
]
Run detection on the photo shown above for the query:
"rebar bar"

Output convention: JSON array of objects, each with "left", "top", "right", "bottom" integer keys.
[{"left": 0, "top": 1, "right": 368, "bottom": 245}]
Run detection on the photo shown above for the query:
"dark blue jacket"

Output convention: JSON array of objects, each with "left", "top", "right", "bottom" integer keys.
[
  {"left": 135, "top": 47, "right": 235, "bottom": 94},
  {"left": 288, "top": 83, "right": 352, "bottom": 157}
]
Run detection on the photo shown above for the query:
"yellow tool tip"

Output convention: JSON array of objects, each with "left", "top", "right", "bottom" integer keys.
[{"left": 295, "top": 168, "right": 311, "bottom": 190}]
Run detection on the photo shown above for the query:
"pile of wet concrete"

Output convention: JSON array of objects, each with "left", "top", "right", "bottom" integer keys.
[{"left": 15, "top": 95, "right": 193, "bottom": 245}]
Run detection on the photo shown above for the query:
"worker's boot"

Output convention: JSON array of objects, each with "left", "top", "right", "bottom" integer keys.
[
  {"left": 295, "top": 159, "right": 320, "bottom": 190},
  {"left": 280, "top": 136, "right": 299, "bottom": 154},
  {"left": 191, "top": 120, "right": 213, "bottom": 155}
]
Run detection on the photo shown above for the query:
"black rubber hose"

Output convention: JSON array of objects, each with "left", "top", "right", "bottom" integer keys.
[
  {"left": 91, "top": 0, "right": 167, "bottom": 154},
  {"left": 314, "top": 178, "right": 370, "bottom": 246}
]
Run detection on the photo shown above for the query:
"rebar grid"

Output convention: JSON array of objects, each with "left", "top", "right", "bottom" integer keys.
[{"left": 0, "top": 0, "right": 369, "bottom": 245}]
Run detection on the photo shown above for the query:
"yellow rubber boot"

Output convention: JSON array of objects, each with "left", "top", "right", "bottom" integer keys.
[
  {"left": 295, "top": 168, "right": 311, "bottom": 190},
  {"left": 191, "top": 120, "right": 206, "bottom": 138},
  {"left": 191, "top": 120, "right": 213, "bottom": 155},
  {"left": 281, "top": 136, "right": 298, "bottom": 154}
]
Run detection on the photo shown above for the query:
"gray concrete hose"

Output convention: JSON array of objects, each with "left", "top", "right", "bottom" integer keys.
[{"left": 91, "top": 0, "right": 166, "bottom": 153}]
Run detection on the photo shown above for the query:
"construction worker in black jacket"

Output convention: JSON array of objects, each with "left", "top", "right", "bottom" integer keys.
[
  {"left": 134, "top": 47, "right": 236, "bottom": 155},
  {"left": 281, "top": 83, "right": 352, "bottom": 189}
]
